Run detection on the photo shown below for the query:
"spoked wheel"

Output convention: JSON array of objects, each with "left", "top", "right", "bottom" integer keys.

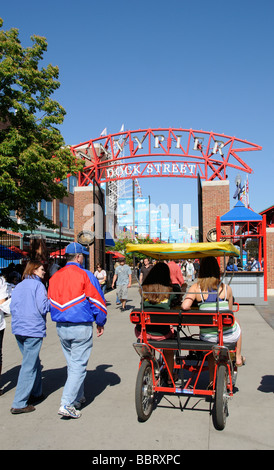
[
  {"left": 213, "top": 364, "right": 229, "bottom": 430},
  {"left": 135, "top": 359, "right": 154, "bottom": 422}
]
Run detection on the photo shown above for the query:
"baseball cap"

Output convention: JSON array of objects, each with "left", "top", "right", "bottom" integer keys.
[{"left": 65, "top": 242, "right": 89, "bottom": 255}]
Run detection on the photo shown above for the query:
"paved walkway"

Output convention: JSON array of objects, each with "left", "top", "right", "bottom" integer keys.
[{"left": 1, "top": 285, "right": 274, "bottom": 451}]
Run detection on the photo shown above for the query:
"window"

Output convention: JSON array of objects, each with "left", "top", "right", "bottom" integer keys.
[
  {"left": 69, "top": 175, "right": 78, "bottom": 193},
  {"left": 40, "top": 200, "right": 52, "bottom": 220},
  {"left": 61, "top": 178, "right": 67, "bottom": 189},
  {"left": 69, "top": 206, "right": 74, "bottom": 229},
  {"left": 59, "top": 202, "right": 68, "bottom": 228}
]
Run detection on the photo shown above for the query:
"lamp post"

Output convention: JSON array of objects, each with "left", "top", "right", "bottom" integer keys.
[{"left": 59, "top": 222, "right": 62, "bottom": 261}]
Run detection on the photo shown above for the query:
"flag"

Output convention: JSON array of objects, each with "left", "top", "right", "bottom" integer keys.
[
  {"left": 246, "top": 175, "right": 249, "bottom": 207},
  {"left": 239, "top": 184, "right": 246, "bottom": 204},
  {"left": 100, "top": 127, "right": 107, "bottom": 136},
  {"left": 233, "top": 182, "right": 243, "bottom": 199}
]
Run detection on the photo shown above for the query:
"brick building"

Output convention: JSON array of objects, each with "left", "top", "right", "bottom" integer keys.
[
  {"left": 2, "top": 175, "right": 77, "bottom": 265},
  {"left": 202, "top": 180, "right": 230, "bottom": 242},
  {"left": 260, "top": 205, "right": 274, "bottom": 294}
]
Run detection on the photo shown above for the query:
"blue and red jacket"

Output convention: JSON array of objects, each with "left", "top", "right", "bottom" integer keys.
[{"left": 48, "top": 262, "right": 107, "bottom": 326}]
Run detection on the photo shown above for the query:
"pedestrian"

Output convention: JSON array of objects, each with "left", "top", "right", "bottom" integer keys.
[
  {"left": 168, "top": 259, "right": 185, "bottom": 289},
  {"left": 0, "top": 276, "right": 11, "bottom": 396},
  {"left": 226, "top": 256, "right": 238, "bottom": 271},
  {"left": 10, "top": 261, "right": 49, "bottom": 414},
  {"left": 167, "top": 259, "right": 185, "bottom": 305},
  {"left": 112, "top": 258, "right": 132, "bottom": 311},
  {"left": 182, "top": 256, "right": 245, "bottom": 387},
  {"left": 113, "top": 260, "right": 121, "bottom": 305},
  {"left": 94, "top": 263, "right": 107, "bottom": 295},
  {"left": 48, "top": 242, "right": 107, "bottom": 419},
  {"left": 250, "top": 256, "right": 261, "bottom": 271},
  {"left": 186, "top": 259, "right": 195, "bottom": 282},
  {"left": 193, "top": 259, "right": 200, "bottom": 278},
  {"left": 139, "top": 258, "right": 153, "bottom": 284},
  {"left": 48, "top": 257, "right": 60, "bottom": 277}
]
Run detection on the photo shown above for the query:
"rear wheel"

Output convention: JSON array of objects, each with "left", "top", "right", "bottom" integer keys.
[
  {"left": 214, "top": 364, "right": 229, "bottom": 430},
  {"left": 135, "top": 359, "right": 154, "bottom": 422}
]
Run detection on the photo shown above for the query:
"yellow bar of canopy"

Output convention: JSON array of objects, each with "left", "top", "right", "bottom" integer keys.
[{"left": 126, "top": 241, "right": 240, "bottom": 260}]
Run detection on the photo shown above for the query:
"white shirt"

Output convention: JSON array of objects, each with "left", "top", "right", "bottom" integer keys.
[
  {"left": 94, "top": 270, "right": 107, "bottom": 284},
  {"left": 0, "top": 277, "right": 11, "bottom": 331}
]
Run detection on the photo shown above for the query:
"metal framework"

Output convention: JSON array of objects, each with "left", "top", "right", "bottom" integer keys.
[
  {"left": 71, "top": 128, "right": 262, "bottom": 186},
  {"left": 216, "top": 213, "right": 267, "bottom": 301}
]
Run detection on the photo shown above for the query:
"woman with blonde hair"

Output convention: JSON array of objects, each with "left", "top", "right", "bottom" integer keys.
[
  {"left": 135, "top": 262, "right": 176, "bottom": 384},
  {"left": 182, "top": 257, "right": 245, "bottom": 384},
  {"left": 10, "top": 260, "right": 50, "bottom": 414}
]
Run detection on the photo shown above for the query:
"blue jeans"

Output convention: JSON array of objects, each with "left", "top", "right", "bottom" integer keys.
[
  {"left": 12, "top": 336, "right": 43, "bottom": 409},
  {"left": 101, "top": 283, "right": 106, "bottom": 295},
  {"left": 56, "top": 322, "right": 93, "bottom": 406}
]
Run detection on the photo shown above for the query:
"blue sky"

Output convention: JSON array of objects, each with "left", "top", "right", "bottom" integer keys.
[{"left": 1, "top": 0, "right": 273, "bottom": 227}]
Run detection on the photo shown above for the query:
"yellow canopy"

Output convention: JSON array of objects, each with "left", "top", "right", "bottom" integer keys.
[{"left": 126, "top": 241, "right": 240, "bottom": 260}]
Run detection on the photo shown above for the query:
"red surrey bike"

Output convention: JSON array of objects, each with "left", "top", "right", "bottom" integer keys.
[{"left": 126, "top": 241, "right": 240, "bottom": 430}]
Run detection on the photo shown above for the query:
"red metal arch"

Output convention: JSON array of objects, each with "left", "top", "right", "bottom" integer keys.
[{"left": 70, "top": 128, "right": 262, "bottom": 186}]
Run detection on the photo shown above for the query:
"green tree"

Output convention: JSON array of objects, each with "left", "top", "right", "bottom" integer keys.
[
  {"left": 0, "top": 18, "right": 83, "bottom": 230},
  {"left": 111, "top": 235, "right": 164, "bottom": 264}
]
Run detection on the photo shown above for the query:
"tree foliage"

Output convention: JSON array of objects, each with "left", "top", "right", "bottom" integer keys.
[
  {"left": 0, "top": 18, "right": 83, "bottom": 230},
  {"left": 112, "top": 235, "right": 164, "bottom": 265}
]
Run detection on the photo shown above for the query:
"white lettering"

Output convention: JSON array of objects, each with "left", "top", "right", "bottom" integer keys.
[
  {"left": 136, "top": 454, "right": 180, "bottom": 464},
  {"left": 175, "top": 135, "right": 182, "bottom": 148},
  {"left": 189, "top": 164, "right": 195, "bottom": 174},
  {"left": 91, "top": 454, "right": 127, "bottom": 467},
  {"left": 154, "top": 135, "right": 165, "bottom": 148},
  {"left": 113, "top": 137, "right": 127, "bottom": 152},
  {"left": 180, "top": 163, "right": 186, "bottom": 174},
  {"left": 94, "top": 143, "right": 111, "bottom": 158},
  {"left": 133, "top": 164, "right": 141, "bottom": 175},
  {"left": 212, "top": 140, "right": 224, "bottom": 156},
  {"left": 125, "top": 165, "right": 132, "bottom": 175},
  {"left": 193, "top": 137, "right": 204, "bottom": 151},
  {"left": 106, "top": 161, "right": 199, "bottom": 179},
  {"left": 133, "top": 134, "right": 146, "bottom": 149},
  {"left": 106, "top": 168, "right": 114, "bottom": 178}
]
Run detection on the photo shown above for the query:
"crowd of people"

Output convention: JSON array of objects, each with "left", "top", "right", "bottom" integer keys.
[
  {"left": 137, "top": 257, "right": 200, "bottom": 283},
  {"left": 0, "top": 241, "right": 107, "bottom": 419},
  {"left": 0, "top": 243, "right": 247, "bottom": 416},
  {"left": 226, "top": 255, "right": 262, "bottom": 272}
]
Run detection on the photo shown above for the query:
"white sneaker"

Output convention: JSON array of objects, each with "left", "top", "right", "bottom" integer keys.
[
  {"left": 58, "top": 405, "right": 81, "bottom": 418},
  {"left": 73, "top": 397, "right": 86, "bottom": 409}
]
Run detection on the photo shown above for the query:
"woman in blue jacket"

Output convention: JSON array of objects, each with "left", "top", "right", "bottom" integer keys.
[{"left": 10, "top": 260, "right": 50, "bottom": 414}]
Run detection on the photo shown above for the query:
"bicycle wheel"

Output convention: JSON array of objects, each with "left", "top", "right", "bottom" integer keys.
[
  {"left": 135, "top": 359, "right": 154, "bottom": 422},
  {"left": 214, "top": 363, "right": 229, "bottom": 430}
]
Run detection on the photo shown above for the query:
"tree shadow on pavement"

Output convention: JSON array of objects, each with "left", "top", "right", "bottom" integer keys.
[{"left": 257, "top": 375, "right": 274, "bottom": 393}]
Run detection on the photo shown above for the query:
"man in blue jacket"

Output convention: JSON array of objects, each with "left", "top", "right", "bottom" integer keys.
[{"left": 48, "top": 242, "right": 107, "bottom": 418}]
